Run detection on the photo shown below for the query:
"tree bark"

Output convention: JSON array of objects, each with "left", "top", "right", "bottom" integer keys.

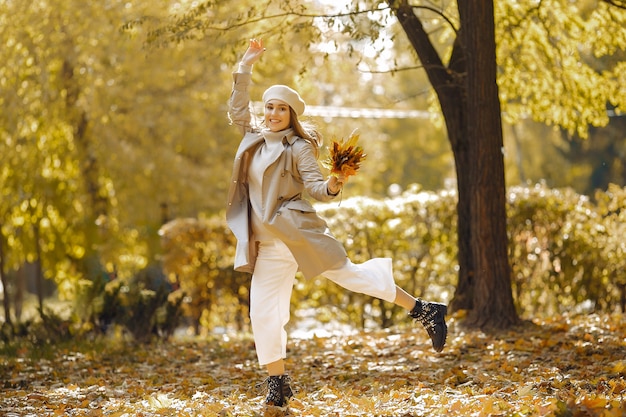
[
  {"left": 393, "top": 2, "right": 473, "bottom": 311},
  {"left": 0, "top": 227, "right": 11, "bottom": 326},
  {"left": 457, "top": 0, "right": 518, "bottom": 328},
  {"left": 393, "top": 0, "right": 519, "bottom": 328},
  {"left": 34, "top": 222, "right": 44, "bottom": 314}
]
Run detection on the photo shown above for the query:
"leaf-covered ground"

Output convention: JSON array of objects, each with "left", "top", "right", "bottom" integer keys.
[{"left": 1, "top": 313, "right": 625, "bottom": 416}]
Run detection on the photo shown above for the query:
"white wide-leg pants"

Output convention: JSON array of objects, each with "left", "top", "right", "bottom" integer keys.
[{"left": 250, "top": 239, "right": 397, "bottom": 366}]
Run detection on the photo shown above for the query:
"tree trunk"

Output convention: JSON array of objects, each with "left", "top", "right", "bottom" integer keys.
[
  {"left": 34, "top": 222, "right": 45, "bottom": 314},
  {"left": 393, "top": 2, "right": 475, "bottom": 310},
  {"left": 445, "top": 33, "right": 475, "bottom": 313},
  {"left": 63, "top": 58, "right": 107, "bottom": 222},
  {"left": 0, "top": 227, "right": 11, "bottom": 326},
  {"left": 393, "top": 0, "right": 519, "bottom": 328},
  {"left": 457, "top": 0, "right": 518, "bottom": 328}
]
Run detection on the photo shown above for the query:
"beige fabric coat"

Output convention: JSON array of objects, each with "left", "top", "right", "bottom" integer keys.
[{"left": 226, "top": 72, "right": 347, "bottom": 279}]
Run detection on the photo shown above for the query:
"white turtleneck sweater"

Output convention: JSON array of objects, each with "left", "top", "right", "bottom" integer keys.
[{"left": 248, "top": 128, "right": 294, "bottom": 241}]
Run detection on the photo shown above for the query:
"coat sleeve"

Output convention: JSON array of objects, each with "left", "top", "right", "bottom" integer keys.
[
  {"left": 294, "top": 140, "right": 338, "bottom": 202},
  {"left": 228, "top": 72, "right": 254, "bottom": 135}
]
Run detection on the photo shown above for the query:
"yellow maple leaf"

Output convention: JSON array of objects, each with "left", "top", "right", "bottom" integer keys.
[{"left": 612, "top": 359, "right": 626, "bottom": 375}]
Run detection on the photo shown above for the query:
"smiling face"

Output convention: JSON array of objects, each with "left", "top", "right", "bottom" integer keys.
[{"left": 264, "top": 100, "right": 291, "bottom": 132}]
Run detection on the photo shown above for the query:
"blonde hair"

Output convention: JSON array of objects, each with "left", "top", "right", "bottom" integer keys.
[{"left": 289, "top": 108, "right": 323, "bottom": 159}]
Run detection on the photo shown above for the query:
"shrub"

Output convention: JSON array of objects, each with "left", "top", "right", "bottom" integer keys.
[
  {"left": 160, "top": 183, "right": 625, "bottom": 333},
  {"left": 75, "top": 263, "right": 184, "bottom": 343},
  {"left": 159, "top": 217, "right": 250, "bottom": 335},
  {"left": 508, "top": 183, "right": 625, "bottom": 315}
]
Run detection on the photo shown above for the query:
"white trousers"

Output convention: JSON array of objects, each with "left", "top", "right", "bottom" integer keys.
[{"left": 249, "top": 239, "right": 397, "bottom": 366}]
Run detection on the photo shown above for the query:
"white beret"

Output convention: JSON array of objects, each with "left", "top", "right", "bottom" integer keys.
[{"left": 262, "top": 85, "right": 306, "bottom": 116}]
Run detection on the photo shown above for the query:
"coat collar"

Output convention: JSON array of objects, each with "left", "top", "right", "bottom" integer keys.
[
  {"left": 283, "top": 131, "right": 298, "bottom": 145},
  {"left": 236, "top": 129, "right": 297, "bottom": 157}
]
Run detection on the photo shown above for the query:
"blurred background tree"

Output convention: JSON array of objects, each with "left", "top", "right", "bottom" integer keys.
[{"left": 0, "top": 0, "right": 240, "bottom": 329}]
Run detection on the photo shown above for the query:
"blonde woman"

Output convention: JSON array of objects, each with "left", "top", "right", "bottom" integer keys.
[{"left": 226, "top": 38, "right": 447, "bottom": 409}]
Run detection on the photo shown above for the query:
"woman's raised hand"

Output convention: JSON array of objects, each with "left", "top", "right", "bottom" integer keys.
[{"left": 241, "top": 38, "right": 265, "bottom": 66}]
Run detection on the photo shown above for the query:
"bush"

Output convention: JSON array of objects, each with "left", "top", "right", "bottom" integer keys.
[
  {"left": 75, "top": 263, "right": 184, "bottom": 343},
  {"left": 308, "top": 185, "right": 458, "bottom": 328},
  {"left": 508, "top": 182, "right": 625, "bottom": 315},
  {"left": 0, "top": 308, "right": 72, "bottom": 358},
  {"left": 159, "top": 217, "right": 250, "bottom": 335},
  {"left": 160, "top": 183, "right": 625, "bottom": 333}
]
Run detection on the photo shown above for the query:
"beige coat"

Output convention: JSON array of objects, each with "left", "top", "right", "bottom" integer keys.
[{"left": 226, "top": 72, "right": 347, "bottom": 279}]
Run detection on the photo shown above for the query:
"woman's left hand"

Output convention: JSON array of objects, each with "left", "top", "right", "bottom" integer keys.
[
  {"left": 241, "top": 38, "right": 265, "bottom": 66},
  {"left": 328, "top": 174, "right": 347, "bottom": 194}
]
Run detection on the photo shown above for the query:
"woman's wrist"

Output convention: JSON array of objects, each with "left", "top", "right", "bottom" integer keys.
[
  {"left": 238, "top": 62, "right": 253, "bottom": 73},
  {"left": 328, "top": 184, "right": 341, "bottom": 196}
]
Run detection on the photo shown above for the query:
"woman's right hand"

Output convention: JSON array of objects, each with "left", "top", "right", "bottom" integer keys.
[{"left": 241, "top": 38, "right": 265, "bottom": 66}]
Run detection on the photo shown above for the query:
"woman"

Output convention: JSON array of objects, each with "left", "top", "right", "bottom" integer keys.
[{"left": 226, "top": 39, "right": 447, "bottom": 409}]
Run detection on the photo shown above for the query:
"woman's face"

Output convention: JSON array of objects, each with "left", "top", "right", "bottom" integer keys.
[{"left": 264, "top": 100, "right": 291, "bottom": 132}]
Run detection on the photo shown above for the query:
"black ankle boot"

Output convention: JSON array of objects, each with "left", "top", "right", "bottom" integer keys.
[
  {"left": 409, "top": 299, "right": 448, "bottom": 352},
  {"left": 264, "top": 374, "right": 294, "bottom": 408}
]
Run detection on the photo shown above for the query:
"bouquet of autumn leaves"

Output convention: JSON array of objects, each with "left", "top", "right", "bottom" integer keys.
[{"left": 322, "top": 129, "right": 366, "bottom": 179}]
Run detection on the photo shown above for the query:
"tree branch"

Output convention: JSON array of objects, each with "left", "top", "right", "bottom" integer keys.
[
  {"left": 361, "top": 64, "right": 425, "bottom": 74},
  {"left": 391, "top": 2, "right": 453, "bottom": 90},
  {"left": 601, "top": 0, "right": 626, "bottom": 10}
]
